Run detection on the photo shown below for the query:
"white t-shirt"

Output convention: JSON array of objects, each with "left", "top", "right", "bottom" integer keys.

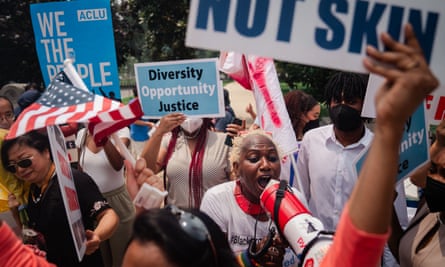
[{"left": 200, "top": 181, "right": 300, "bottom": 267}]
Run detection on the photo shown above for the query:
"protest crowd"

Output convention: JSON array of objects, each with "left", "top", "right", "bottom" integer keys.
[{"left": 0, "top": 4, "right": 444, "bottom": 267}]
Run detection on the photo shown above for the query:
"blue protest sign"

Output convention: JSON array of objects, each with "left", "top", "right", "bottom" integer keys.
[
  {"left": 134, "top": 58, "right": 224, "bottom": 118},
  {"left": 355, "top": 104, "right": 429, "bottom": 182},
  {"left": 30, "top": 0, "right": 120, "bottom": 100}
]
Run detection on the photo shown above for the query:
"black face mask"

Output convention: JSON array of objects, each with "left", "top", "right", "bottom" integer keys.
[
  {"left": 424, "top": 176, "right": 445, "bottom": 212},
  {"left": 329, "top": 104, "right": 363, "bottom": 132}
]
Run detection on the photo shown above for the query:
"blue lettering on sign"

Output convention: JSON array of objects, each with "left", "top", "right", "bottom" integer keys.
[
  {"left": 387, "top": 5, "right": 404, "bottom": 46},
  {"left": 195, "top": 0, "right": 231, "bottom": 32},
  {"left": 408, "top": 10, "right": 438, "bottom": 64},
  {"left": 235, "top": 0, "right": 269, "bottom": 37},
  {"left": 277, "top": 0, "right": 304, "bottom": 42},
  {"left": 316, "top": 0, "right": 348, "bottom": 50},
  {"left": 316, "top": 0, "right": 438, "bottom": 64},
  {"left": 349, "top": 1, "right": 385, "bottom": 53},
  {"left": 194, "top": 0, "right": 439, "bottom": 64},
  {"left": 348, "top": 2, "right": 438, "bottom": 63}
]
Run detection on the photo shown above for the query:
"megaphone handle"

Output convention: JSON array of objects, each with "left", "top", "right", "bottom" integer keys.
[{"left": 273, "top": 180, "right": 288, "bottom": 239}]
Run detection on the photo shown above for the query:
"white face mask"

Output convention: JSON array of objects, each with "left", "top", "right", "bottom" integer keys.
[{"left": 180, "top": 118, "right": 203, "bottom": 133}]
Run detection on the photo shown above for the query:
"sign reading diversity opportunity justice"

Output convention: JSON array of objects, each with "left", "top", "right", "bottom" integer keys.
[{"left": 135, "top": 58, "right": 224, "bottom": 118}]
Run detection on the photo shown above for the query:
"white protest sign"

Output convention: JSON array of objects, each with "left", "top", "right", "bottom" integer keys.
[
  {"left": 187, "top": 0, "right": 445, "bottom": 124},
  {"left": 47, "top": 125, "right": 86, "bottom": 262}
]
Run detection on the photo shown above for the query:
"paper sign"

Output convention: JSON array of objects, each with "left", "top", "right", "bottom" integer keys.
[
  {"left": 355, "top": 104, "right": 430, "bottom": 182},
  {"left": 187, "top": 0, "right": 445, "bottom": 124},
  {"left": 30, "top": 0, "right": 121, "bottom": 100},
  {"left": 47, "top": 125, "right": 86, "bottom": 261},
  {"left": 134, "top": 58, "right": 224, "bottom": 118}
]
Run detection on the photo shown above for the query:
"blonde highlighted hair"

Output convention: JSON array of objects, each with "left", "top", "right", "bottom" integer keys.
[{"left": 229, "top": 129, "right": 283, "bottom": 173}]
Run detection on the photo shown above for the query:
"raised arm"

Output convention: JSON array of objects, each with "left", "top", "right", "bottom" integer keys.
[
  {"left": 0, "top": 220, "right": 56, "bottom": 267},
  {"left": 350, "top": 23, "right": 439, "bottom": 234},
  {"left": 140, "top": 113, "right": 185, "bottom": 173}
]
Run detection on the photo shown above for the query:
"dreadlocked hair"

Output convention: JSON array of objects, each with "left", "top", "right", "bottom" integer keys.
[
  {"left": 162, "top": 118, "right": 212, "bottom": 208},
  {"left": 324, "top": 72, "right": 369, "bottom": 107}
]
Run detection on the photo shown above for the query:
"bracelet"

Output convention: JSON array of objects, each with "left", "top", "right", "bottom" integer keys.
[
  {"left": 438, "top": 213, "right": 445, "bottom": 225},
  {"left": 237, "top": 250, "right": 262, "bottom": 267}
]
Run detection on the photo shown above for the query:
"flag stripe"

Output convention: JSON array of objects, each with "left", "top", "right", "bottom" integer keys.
[
  {"left": 248, "top": 57, "right": 282, "bottom": 128},
  {"left": 47, "top": 105, "right": 77, "bottom": 126},
  {"left": 7, "top": 71, "right": 143, "bottom": 141},
  {"left": 89, "top": 99, "right": 142, "bottom": 144}
]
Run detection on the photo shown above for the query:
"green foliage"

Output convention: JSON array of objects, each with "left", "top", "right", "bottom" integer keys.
[
  {"left": 275, "top": 61, "right": 337, "bottom": 103},
  {"left": 0, "top": 1, "right": 47, "bottom": 86},
  {"left": 111, "top": 0, "right": 146, "bottom": 65},
  {"left": 127, "top": 0, "right": 200, "bottom": 61}
]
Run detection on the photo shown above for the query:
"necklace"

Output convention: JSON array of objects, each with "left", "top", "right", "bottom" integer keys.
[{"left": 31, "top": 164, "right": 56, "bottom": 204}]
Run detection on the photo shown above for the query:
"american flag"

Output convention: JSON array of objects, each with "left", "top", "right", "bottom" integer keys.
[{"left": 7, "top": 72, "right": 143, "bottom": 142}]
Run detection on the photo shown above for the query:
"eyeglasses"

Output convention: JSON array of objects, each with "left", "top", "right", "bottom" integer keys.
[
  {"left": 167, "top": 205, "right": 218, "bottom": 266},
  {"left": 7, "top": 156, "right": 34, "bottom": 173},
  {"left": 0, "top": 112, "right": 14, "bottom": 121}
]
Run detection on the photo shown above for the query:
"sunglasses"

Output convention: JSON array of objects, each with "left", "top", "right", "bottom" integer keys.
[
  {"left": 166, "top": 205, "right": 218, "bottom": 266},
  {"left": 7, "top": 156, "right": 34, "bottom": 173}
]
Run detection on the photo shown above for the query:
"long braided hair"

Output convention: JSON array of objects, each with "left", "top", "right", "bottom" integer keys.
[{"left": 162, "top": 118, "right": 212, "bottom": 208}]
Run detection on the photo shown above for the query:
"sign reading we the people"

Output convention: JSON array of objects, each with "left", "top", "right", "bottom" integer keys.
[
  {"left": 134, "top": 58, "right": 224, "bottom": 118},
  {"left": 30, "top": 0, "right": 121, "bottom": 100}
]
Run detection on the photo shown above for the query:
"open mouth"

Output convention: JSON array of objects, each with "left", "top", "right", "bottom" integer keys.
[{"left": 257, "top": 176, "right": 272, "bottom": 188}]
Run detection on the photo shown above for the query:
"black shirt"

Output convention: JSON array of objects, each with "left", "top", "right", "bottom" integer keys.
[{"left": 27, "top": 168, "right": 111, "bottom": 267}]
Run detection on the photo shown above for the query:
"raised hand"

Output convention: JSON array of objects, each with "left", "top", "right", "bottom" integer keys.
[{"left": 363, "top": 24, "right": 439, "bottom": 132}]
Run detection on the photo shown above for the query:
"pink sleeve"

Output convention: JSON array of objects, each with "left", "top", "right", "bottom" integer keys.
[
  {"left": 0, "top": 222, "right": 56, "bottom": 267},
  {"left": 320, "top": 203, "right": 389, "bottom": 267}
]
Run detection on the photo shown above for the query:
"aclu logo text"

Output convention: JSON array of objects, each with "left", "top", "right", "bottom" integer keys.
[{"left": 77, "top": 8, "right": 107, "bottom": 22}]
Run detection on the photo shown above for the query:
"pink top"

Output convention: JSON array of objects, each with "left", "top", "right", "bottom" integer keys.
[
  {"left": 321, "top": 204, "right": 390, "bottom": 267},
  {"left": 0, "top": 222, "right": 56, "bottom": 267}
]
